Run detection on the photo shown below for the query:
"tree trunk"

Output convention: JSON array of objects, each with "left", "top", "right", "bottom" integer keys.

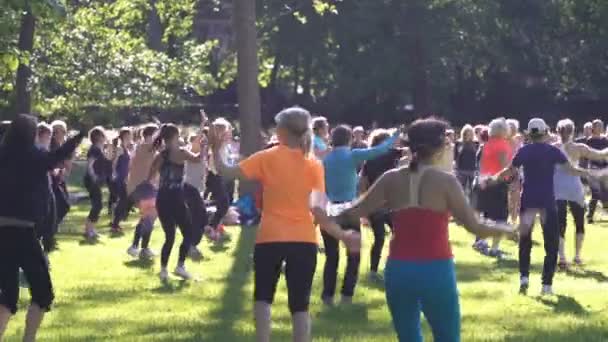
[
  {"left": 14, "top": 9, "right": 35, "bottom": 116},
  {"left": 146, "top": 0, "right": 165, "bottom": 52},
  {"left": 233, "top": 0, "right": 262, "bottom": 194}
]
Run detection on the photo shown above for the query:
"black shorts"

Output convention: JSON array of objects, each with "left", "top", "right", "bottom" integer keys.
[
  {"left": 476, "top": 181, "right": 509, "bottom": 222},
  {"left": 0, "top": 226, "right": 54, "bottom": 314},
  {"left": 254, "top": 242, "right": 317, "bottom": 313}
]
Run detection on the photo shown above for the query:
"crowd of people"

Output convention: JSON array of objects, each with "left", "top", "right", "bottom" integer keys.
[{"left": 1, "top": 109, "right": 607, "bottom": 342}]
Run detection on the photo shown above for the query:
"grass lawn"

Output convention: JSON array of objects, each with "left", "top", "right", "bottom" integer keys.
[{"left": 4, "top": 177, "right": 608, "bottom": 341}]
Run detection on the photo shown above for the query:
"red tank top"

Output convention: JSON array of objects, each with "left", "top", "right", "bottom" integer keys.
[
  {"left": 387, "top": 166, "right": 453, "bottom": 261},
  {"left": 390, "top": 208, "right": 452, "bottom": 261}
]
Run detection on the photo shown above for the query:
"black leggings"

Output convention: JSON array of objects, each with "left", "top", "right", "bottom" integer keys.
[
  {"left": 183, "top": 184, "right": 209, "bottom": 247},
  {"left": 156, "top": 188, "right": 193, "bottom": 267},
  {"left": 254, "top": 242, "right": 317, "bottom": 313},
  {"left": 0, "top": 226, "right": 54, "bottom": 314},
  {"left": 132, "top": 217, "right": 154, "bottom": 250},
  {"left": 321, "top": 217, "right": 361, "bottom": 298},
  {"left": 205, "top": 172, "right": 229, "bottom": 228},
  {"left": 519, "top": 206, "right": 559, "bottom": 286},
  {"left": 556, "top": 200, "right": 585, "bottom": 237},
  {"left": 112, "top": 182, "right": 133, "bottom": 227},
  {"left": 84, "top": 176, "right": 103, "bottom": 223},
  {"left": 369, "top": 211, "right": 392, "bottom": 273},
  {"left": 52, "top": 178, "right": 70, "bottom": 226},
  {"left": 37, "top": 191, "right": 57, "bottom": 253}
]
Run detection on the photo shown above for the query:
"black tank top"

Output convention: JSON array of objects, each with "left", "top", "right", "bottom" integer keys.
[{"left": 159, "top": 149, "right": 185, "bottom": 190}]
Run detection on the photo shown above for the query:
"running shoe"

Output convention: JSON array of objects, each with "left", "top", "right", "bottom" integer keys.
[
  {"left": 140, "top": 248, "right": 156, "bottom": 260},
  {"left": 519, "top": 277, "right": 529, "bottom": 295},
  {"left": 488, "top": 249, "right": 505, "bottom": 259},
  {"left": 174, "top": 266, "right": 192, "bottom": 280},
  {"left": 541, "top": 285, "right": 554, "bottom": 296},
  {"left": 111, "top": 225, "right": 123, "bottom": 234},
  {"left": 127, "top": 246, "right": 139, "bottom": 257},
  {"left": 159, "top": 268, "right": 169, "bottom": 281}
]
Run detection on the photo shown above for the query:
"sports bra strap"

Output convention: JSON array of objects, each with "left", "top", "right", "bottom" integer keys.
[{"left": 408, "top": 166, "right": 432, "bottom": 207}]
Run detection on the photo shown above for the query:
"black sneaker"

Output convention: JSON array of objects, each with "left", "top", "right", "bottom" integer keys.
[{"left": 519, "top": 283, "right": 529, "bottom": 295}]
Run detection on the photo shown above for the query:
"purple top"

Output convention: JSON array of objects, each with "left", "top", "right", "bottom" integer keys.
[{"left": 512, "top": 143, "right": 568, "bottom": 209}]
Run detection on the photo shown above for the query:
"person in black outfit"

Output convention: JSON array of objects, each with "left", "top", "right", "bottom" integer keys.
[
  {"left": 84, "top": 127, "right": 110, "bottom": 240},
  {"left": 0, "top": 114, "right": 84, "bottom": 342},
  {"left": 34, "top": 123, "right": 58, "bottom": 254},
  {"left": 454, "top": 124, "right": 479, "bottom": 204},
  {"left": 360, "top": 129, "right": 403, "bottom": 281},
  {"left": 585, "top": 120, "right": 608, "bottom": 223},
  {"left": 49, "top": 121, "right": 72, "bottom": 249}
]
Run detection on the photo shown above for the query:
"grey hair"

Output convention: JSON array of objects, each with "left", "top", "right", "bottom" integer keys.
[
  {"left": 488, "top": 117, "right": 508, "bottom": 137},
  {"left": 275, "top": 106, "right": 313, "bottom": 155},
  {"left": 506, "top": 119, "right": 519, "bottom": 132},
  {"left": 583, "top": 121, "right": 593, "bottom": 129}
]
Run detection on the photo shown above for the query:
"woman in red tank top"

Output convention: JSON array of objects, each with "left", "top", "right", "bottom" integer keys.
[{"left": 340, "top": 118, "right": 513, "bottom": 342}]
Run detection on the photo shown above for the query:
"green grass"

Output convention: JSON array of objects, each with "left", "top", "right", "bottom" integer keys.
[{"left": 4, "top": 189, "right": 608, "bottom": 340}]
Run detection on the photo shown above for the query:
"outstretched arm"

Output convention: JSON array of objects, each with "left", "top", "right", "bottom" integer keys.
[{"left": 351, "top": 132, "right": 399, "bottom": 164}]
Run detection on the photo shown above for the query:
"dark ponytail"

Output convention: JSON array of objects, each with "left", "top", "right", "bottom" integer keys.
[
  {"left": 152, "top": 124, "right": 179, "bottom": 151},
  {"left": 406, "top": 118, "right": 449, "bottom": 172}
]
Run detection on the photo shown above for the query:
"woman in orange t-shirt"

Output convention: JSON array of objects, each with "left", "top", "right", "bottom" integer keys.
[{"left": 209, "top": 106, "right": 359, "bottom": 342}]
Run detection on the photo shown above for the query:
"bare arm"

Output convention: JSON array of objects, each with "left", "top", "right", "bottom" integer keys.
[
  {"left": 579, "top": 143, "right": 608, "bottom": 161},
  {"left": 212, "top": 146, "right": 246, "bottom": 181},
  {"left": 444, "top": 174, "right": 509, "bottom": 238},
  {"left": 147, "top": 153, "right": 163, "bottom": 183},
  {"left": 178, "top": 148, "right": 202, "bottom": 163},
  {"left": 561, "top": 161, "right": 588, "bottom": 177},
  {"left": 342, "top": 171, "right": 391, "bottom": 220}
]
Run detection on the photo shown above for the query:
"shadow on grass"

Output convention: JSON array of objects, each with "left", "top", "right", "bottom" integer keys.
[
  {"left": 536, "top": 294, "right": 588, "bottom": 316},
  {"left": 202, "top": 227, "right": 256, "bottom": 341},
  {"left": 152, "top": 279, "right": 191, "bottom": 294},
  {"left": 123, "top": 258, "right": 154, "bottom": 269},
  {"left": 565, "top": 268, "right": 608, "bottom": 282}
]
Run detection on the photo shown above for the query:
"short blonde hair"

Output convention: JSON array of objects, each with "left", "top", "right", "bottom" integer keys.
[{"left": 460, "top": 124, "right": 474, "bottom": 141}]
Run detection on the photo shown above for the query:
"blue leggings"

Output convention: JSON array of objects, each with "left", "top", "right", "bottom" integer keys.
[{"left": 385, "top": 258, "right": 460, "bottom": 342}]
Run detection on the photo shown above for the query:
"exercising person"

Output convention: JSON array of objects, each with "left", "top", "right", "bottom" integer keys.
[{"left": 340, "top": 117, "right": 512, "bottom": 342}]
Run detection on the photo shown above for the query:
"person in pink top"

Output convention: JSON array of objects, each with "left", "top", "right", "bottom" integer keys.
[{"left": 340, "top": 118, "right": 512, "bottom": 342}]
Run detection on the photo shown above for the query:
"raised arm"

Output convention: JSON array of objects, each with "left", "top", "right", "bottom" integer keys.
[
  {"left": 351, "top": 132, "right": 399, "bottom": 163},
  {"left": 42, "top": 131, "right": 86, "bottom": 170}
]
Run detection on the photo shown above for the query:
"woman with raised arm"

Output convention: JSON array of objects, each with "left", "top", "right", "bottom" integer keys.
[
  {"left": 147, "top": 117, "right": 205, "bottom": 281},
  {"left": 339, "top": 117, "right": 512, "bottom": 342},
  {"left": 554, "top": 119, "right": 608, "bottom": 268},
  {"left": 0, "top": 114, "right": 85, "bottom": 342},
  {"left": 209, "top": 106, "right": 359, "bottom": 342}
]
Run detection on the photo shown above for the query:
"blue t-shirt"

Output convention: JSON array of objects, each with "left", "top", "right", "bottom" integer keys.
[
  {"left": 512, "top": 143, "right": 568, "bottom": 209},
  {"left": 314, "top": 136, "right": 328, "bottom": 153}
]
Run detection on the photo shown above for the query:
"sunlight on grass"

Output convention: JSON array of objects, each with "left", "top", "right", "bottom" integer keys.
[{"left": 4, "top": 193, "right": 608, "bottom": 341}]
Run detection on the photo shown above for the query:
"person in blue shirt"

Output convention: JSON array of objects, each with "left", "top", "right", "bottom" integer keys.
[
  {"left": 321, "top": 124, "right": 399, "bottom": 305},
  {"left": 312, "top": 117, "right": 330, "bottom": 159},
  {"left": 490, "top": 118, "right": 588, "bottom": 296}
]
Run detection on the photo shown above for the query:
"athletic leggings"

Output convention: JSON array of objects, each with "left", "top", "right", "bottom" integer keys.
[
  {"left": 112, "top": 185, "right": 134, "bottom": 228},
  {"left": 385, "top": 258, "right": 460, "bottom": 342},
  {"left": 321, "top": 217, "right": 361, "bottom": 299},
  {"left": 132, "top": 216, "right": 154, "bottom": 250},
  {"left": 519, "top": 206, "right": 559, "bottom": 285},
  {"left": 556, "top": 200, "right": 585, "bottom": 237},
  {"left": 183, "top": 183, "right": 208, "bottom": 247},
  {"left": 369, "top": 211, "right": 392, "bottom": 273},
  {"left": 205, "top": 172, "right": 229, "bottom": 228},
  {"left": 84, "top": 175, "right": 103, "bottom": 223},
  {"left": 0, "top": 226, "right": 54, "bottom": 314},
  {"left": 156, "top": 187, "right": 193, "bottom": 267},
  {"left": 254, "top": 242, "right": 317, "bottom": 313}
]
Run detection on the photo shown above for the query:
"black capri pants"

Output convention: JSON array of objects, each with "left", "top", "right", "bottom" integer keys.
[
  {"left": 556, "top": 200, "right": 585, "bottom": 237},
  {"left": 476, "top": 181, "right": 509, "bottom": 222},
  {"left": 84, "top": 175, "right": 103, "bottom": 223},
  {"left": 254, "top": 242, "right": 317, "bottom": 314},
  {"left": 156, "top": 187, "right": 193, "bottom": 267},
  {"left": 0, "top": 226, "right": 54, "bottom": 314}
]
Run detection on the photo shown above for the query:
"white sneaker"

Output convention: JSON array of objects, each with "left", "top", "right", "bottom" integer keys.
[
  {"left": 159, "top": 268, "right": 169, "bottom": 281},
  {"left": 541, "top": 285, "right": 554, "bottom": 296},
  {"left": 174, "top": 266, "right": 192, "bottom": 280},
  {"left": 140, "top": 248, "right": 155, "bottom": 259},
  {"left": 127, "top": 246, "right": 139, "bottom": 257}
]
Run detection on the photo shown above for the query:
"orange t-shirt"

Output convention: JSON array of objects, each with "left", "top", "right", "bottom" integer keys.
[
  {"left": 239, "top": 145, "right": 325, "bottom": 244},
  {"left": 480, "top": 137, "right": 512, "bottom": 176}
]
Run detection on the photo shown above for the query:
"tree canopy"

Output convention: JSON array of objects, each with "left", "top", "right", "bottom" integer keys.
[{"left": 1, "top": 0, "right": 608, "bottom": 125}]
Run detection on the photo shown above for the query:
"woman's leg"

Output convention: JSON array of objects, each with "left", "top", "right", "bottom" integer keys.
[
  {"left": 341, "top": 219, "right": 361, "bottom": 301},
  {"left": 84, "top": 177, "right": 102, "bottom": 234},
  {"left": 385, "top": 260, "right": 423, "bottom": 342},
  {"left": 156, "top": 192, "right": 177, "bottom": 269},
  {"left": 174, "top": 194, "right": 194, "bottom": 268},
  {"left": 369, "top": 212, "right": 386, "bottom": 274},
  {"left": 0, "top": 228, "right": 21, "bottom": 341},
  {"left": 285, "top": 244, "right": 317, "bottom": 342},
  {"left": 556, "top": 200, "right": 568, "bottom": 263},
  {"left": 570, "top": 201, "right": 586, "bottom": 262},
  {"left": 320, "top": 230, "right": 339, "bottom": 304},
  {"left": 206, "top": 172, "right": 229, "bottom": 229},
  {"left": 253, "top": 244, "right": 284, "bottom": 342},
  {"left": 420, "top": 260, "right": 460, "bottom": 342}
]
